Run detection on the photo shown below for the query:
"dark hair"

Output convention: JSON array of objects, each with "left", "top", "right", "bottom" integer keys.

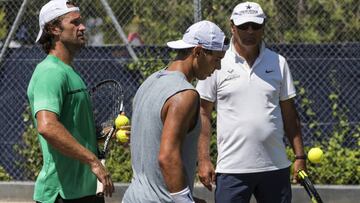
[
  {"left": 38, "top": 17, "right": 64, "bottom": 54},
  {"left": 176, "top": 48, "right": 193, "bottom": 57},
  {"left": 203, "top": 49, "right": 213, "bottom": 54},
  {"left": 38, "top": 1, "right": 78, "bottom": 53}
]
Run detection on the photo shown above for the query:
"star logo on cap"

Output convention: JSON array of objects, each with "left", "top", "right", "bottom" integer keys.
[{"left": 246, "top": 5, "right": 252, "bottom": 9}]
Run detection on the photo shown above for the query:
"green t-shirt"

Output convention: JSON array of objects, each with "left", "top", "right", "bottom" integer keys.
[{"left": 27, "top": 55, "right": 98, "bottom": 202}]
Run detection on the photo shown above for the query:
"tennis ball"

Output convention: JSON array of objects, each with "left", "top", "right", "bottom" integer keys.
[
  {"left": 308, "top": 147, "right": 323, "bottom": 163},
  {"left": 116, "top": 130, "right": 129, "bottom": 143},
  {"left": 115, "top": 114, "right": 129, "bottom": 129}
]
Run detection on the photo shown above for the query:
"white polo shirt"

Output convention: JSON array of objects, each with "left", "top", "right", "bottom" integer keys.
[{"left": 196, "top": 41, "right": 295, "bottom": 173}]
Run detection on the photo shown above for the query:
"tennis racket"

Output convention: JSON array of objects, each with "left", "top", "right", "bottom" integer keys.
[
  {"left": 91, "top": 79, "right": 124, "bottom": 197},
  {"left": 298, "top": 169, "right": 323, "bottom": 203}
]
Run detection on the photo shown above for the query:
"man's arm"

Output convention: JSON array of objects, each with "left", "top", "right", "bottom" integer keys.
[
  {"left": 197, "top": 99, "right": 216, "bottom": 191},
  {"left": 280, "top": 98, "right": 307, "bottom": 182},
  {"left": 36, "top": 110, "right": 114, "bottom": 196},
  {"left": 158, "top": 90, "right": 198, "bottom": 192}
]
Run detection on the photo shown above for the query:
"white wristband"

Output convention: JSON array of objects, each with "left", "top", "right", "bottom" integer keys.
[{"left": 170, "top": 186, "right": 195, "bottom": 203}]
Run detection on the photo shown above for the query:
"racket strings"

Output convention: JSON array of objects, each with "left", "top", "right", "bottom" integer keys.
[{"left": 91, "top": 80, "right": 124, "bottom": 138}]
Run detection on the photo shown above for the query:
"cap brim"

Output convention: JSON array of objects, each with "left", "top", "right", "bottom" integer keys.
[
  {"left": 167, "top": 40, "right": 196, "bottom": 49},
  {"left": 35, "top": 29, "right": 43, "bottom": 42},
  {"left": 232, "top": 17, "right": 265, "bottom": 26}
]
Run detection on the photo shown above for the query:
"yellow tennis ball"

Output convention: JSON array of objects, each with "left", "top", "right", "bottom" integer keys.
[
  {"left": 115, "top": 115, "right": 129, "bottom": 129},
  {"left": 308, "top": 147, "right": 323, "bottom": 163},
  {"left": 116, "top": 130, "right": 129, "bottom": 143}
]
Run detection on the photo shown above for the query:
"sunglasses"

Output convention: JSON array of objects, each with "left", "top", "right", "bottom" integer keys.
[
  {"left": 66, "top": 1, "right": 78, "bottom": 6},
  {"left": 236, "top": 22, "right": 264, "bottom": 31}
]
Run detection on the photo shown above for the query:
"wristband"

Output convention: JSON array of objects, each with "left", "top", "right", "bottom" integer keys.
[
  {"left": 170, "top": 186, "right": 194, "bottom": 203},
  {"left": 295, "top": 154, "right": 307, "bottom": 160}
]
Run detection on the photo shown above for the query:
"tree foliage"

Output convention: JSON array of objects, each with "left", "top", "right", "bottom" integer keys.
[
  {"left": 3, "top": 0, "right": 358, "bottom": 44},
  {"left": 201, "top": 0, "right": 360, "bottom": 43},
  {"left": 0, "top": 7, "right": 8, "bottom": 40}
]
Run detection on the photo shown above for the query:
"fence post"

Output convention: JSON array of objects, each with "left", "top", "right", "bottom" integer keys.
[
  {"left": 193, "top": 0, "right": 202, "bottom": 23},
  {"left": 0, "top": 0, "right": 29, "bottom": 66},
  {"left": 99, "top": 0, "right": 139, "bottom": 62}
]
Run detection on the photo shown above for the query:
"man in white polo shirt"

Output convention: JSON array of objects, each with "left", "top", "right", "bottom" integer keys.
[{"left": 196, "top": 2, "right": 306, "bottom": 203}]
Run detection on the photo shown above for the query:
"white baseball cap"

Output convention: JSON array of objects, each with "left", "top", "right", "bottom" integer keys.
[
  {"left": 36, "top": 0, "right": 80, "bottom": 42},
  {"left": 230, "top": 1, "right": 266, "bottom": 26},
  {"left": 167, "top": 20, "right": 229, "bottom": 52}
]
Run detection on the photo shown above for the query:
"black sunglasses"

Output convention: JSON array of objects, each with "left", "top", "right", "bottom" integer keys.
[
  {"left": 66, "top": 1, "right": 78, "bottom": 6},
  {"left": 236, "top": 22, "right": 263, "bottom": 31}
]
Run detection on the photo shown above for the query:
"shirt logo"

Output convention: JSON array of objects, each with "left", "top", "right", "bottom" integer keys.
[
  {"left": 265, "top": 69, "right": 274, "bottom": 73},
  {"left": 224, "top": 74, "right": 240, "bottom": 81},
  {"left": 227, "top": 69, "right": 234, "bottom": 73}
]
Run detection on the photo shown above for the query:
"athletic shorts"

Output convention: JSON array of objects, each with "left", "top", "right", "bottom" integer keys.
[{"left": 215, "top": 167, "right": 292, "bottom": 203}]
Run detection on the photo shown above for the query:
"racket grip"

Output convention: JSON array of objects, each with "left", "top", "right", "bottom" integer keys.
[{"left": 96, "top": 159, "right": 106, "bottom": 196}]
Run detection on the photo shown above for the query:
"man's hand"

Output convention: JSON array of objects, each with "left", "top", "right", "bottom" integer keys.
[
  {"left": 292, "top": 159, "right": 306, "bottom": 183},
  {"left": 198, "top": 159, "right": 216, "bottom": 191},
  {"left": 90, "top": 159, "right": 114, "bottom": 197},
  {"left": 116, "top": 125, "right": 131, "bottom": 147}
]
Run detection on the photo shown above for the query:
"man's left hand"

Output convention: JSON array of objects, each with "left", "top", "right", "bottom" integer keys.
[
  {"left": 116, "top": 125, "right": 131, "bottom": 147},
  {"left": 292, "top": 159, "right": 307, "bottom": 183}
]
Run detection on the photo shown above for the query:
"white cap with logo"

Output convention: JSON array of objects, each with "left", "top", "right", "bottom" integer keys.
[
  {"left": 167, "top": 20, "right": 229, "bottom": 52},
  {"left": 230, "top": 1, "right": 266, "bottom": 26},
  {"left": 36, "top": 0, "right": 80, "bottom": 42}
]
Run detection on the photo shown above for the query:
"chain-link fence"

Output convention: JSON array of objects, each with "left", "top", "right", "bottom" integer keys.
[{"left": 0, "top": 0, "right": 359, "bottom": 184}]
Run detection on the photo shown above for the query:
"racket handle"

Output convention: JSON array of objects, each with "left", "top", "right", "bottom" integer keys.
[{"left": 96, "top": 159, "right": 106, "bottom": 196}]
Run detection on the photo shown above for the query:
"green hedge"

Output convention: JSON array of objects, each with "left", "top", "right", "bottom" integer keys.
[
  {"left": 13, "top": 106, "right": 42, "bottom": 181},
  {"left": 0, "top": 165, "right": 11, "bottom": 181}
]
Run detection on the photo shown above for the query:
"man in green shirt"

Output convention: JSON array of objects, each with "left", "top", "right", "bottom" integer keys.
[{"left": 27, "top": 1, "right": 114, "bottom": 202}]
